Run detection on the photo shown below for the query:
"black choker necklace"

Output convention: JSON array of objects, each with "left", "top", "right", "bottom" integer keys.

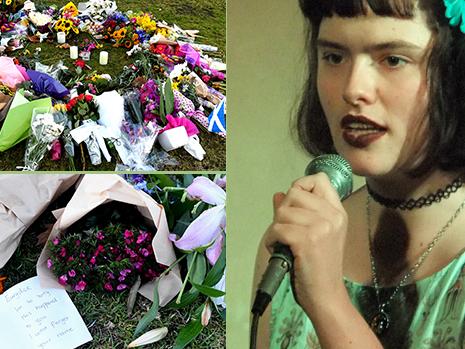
[{"left": 366, "top": 176, "right": 464, "bottom": 210}]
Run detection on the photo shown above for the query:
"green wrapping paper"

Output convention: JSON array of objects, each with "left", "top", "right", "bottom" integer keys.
[{"left": 0, "top": 89, "right": 52, "bottom": 152}]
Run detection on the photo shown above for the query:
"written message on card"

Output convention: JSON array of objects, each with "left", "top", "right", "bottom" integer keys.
[{"left": 0, "top": 276, "right": 92, "bottom": 349}]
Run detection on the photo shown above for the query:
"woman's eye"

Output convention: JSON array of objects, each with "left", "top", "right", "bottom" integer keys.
[
  {"left": 383, "top": 56, "right": 408, "bottom": 68},
  {"left": 322, "top": 53, "right": 344, "bottom": 65}
]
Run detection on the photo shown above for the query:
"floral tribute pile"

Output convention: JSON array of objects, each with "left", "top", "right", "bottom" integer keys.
[{"left": 0, "top": 0, "right": 226, "bottom": 170}]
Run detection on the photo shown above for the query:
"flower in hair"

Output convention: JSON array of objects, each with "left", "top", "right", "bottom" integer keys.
[{"left": 444, "top": 0, "right": 465, "bottom": 33}]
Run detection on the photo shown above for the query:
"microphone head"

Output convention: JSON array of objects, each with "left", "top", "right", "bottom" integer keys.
[{"left": 305, "top": 154, "right": 353, "bottom": 200}]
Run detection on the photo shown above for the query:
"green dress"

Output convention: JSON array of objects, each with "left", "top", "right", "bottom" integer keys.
[{"left": 270, "top": 251, "right": 465, "bottom": 349}]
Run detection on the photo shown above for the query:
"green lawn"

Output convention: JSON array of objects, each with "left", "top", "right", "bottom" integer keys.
[{"left": 0, "top": 0, "right": 225, "bottom": 171}]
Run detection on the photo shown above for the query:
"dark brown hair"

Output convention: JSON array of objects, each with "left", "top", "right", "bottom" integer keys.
[{"left": 296, "top": 0, "right": 465, "bottom": 176}]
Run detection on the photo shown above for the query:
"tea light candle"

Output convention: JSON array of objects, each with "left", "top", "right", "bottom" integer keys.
[
  {"left": 99, "top": 51, "right": 108, "bottom": 65},
  {"left": 57, "top": 32, "right": 66, "bottom": 44},
  {"left": 70, "top": 46, "right": 78, "bottom": 59}
]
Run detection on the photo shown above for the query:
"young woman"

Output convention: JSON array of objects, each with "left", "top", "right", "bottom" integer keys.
[{"left": 254, "top": 1, "right": 465, "bottom": 348}]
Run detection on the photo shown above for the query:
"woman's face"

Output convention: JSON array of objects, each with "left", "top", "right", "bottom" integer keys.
[{"left": 316, "top": 9, "right": 433, "bottom": 177}]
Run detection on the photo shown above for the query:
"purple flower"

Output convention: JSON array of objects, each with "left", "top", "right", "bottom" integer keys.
[
  {"left": 47, "top": 259, "right": 53, "bottom": 269},
  {"left": 107, "top": 272, "right": 115, "bottom": 280},
  {"left": 134, "top": 261, "right": 143, "bottom": 270},
  {"left": 169, "top": 177, "right": 226, "bottom": 264},
  {"left": 118, "top": 275, "right": 126, "bottom": 282},
  {"left": 68, "top": 270, "right": 76, "bottom": 277},
  {"left": 120, "top": 269, "right": 132, "bottom": 277},
  {"left": 74, "top": 281, "right": 87, "bottom": 292},
  {"left": 117, "top": 284, "right": 128, "bottom": 291},
  {"left": 136, "top": 231, "right": 148, "bottom": 244},
  {"left": 96, "top": 231, "right": 105, "bottom": 240},
  {"left": 140, "top": 248, "right": 150, "bottom": 257},
  {"left": 58, "top": 274, "right": 68, "bottom": 285}
]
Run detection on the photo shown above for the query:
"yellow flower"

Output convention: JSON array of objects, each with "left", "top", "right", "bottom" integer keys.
[
  {"left": 5, "top": 0, "right": 12, "bottom": 5},
  {"left": 62, "top": 2, "right": 78, "bottom": 17},
  {"left": 172, "top": 82, "right": 179, "bottom": 91}
]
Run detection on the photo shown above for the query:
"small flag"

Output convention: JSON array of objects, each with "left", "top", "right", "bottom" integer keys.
[{"left": 208, "top": 98, "right": 226, "bottom": 134}]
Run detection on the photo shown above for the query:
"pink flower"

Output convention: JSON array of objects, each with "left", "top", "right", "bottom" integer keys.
[
  {"left": 134, "top": 261, "right": 143, "bottom": 270},
  {"left": 68, "top": 270, "right": 76, "bottom": 277},
  {"left": 58, "top": 275, "right": 68, "bottom": 285},
  {"left": 96, "top": 231, "right": 105, "bottom": 240},
  {"left": 170, "top": 177, "right": 226, "bottom": 265},
  {"left": 52, "top": 238, "right": 60, "bottom": 245},
  {"left": 59, "top": 247, "right": 67, "bottom": 258},
  {"left": 140, "top": 248, "right": 150, "bottom": 257},
  {"left": 74, "top": 281, "right": 87, "bottom": 292},
  {"left": 117, "top": 284, "right": 127, "bottom": 291},
  {"left": 90, "top": 256, "right": 96, "bottom": 265},
  {"left": 104, "top": 283, "right": 113, "bottom": 291},
  {"left": 136, "top": 231, "right": 148, "bottom": 244},
  {"left": 124, "top": 229, "right": 134, "bottom": 239},
  {"left": 47, "top": 259, "right": 53, "bottom": 269},
  {"left": 67, "top": 256, "right": 74, "bottom": 262},
  {"left": 76, "top": 240, "right": 81, "bottom": 246}
]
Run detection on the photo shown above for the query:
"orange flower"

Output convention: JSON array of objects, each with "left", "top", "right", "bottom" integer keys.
[{"left": 0, "top": 275, "right": 7, "bottom": 294}]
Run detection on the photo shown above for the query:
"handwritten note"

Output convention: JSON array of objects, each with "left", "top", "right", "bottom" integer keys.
[{"left": 0, "top": 276, "right": 92, "bottom": 349}]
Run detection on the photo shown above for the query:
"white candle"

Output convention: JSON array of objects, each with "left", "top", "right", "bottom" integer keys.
[
  {"left": 57, "top": 32, "right": 66, "bottom": 44},
  {"left": 70, "top": 46, "right": 78, "bottom": 59},
  {"left": 99, "top": 51, "right": 108, "bottom": 65}
]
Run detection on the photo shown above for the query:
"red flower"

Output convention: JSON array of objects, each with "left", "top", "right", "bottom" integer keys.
[
  {"left": 85, "top": 95, "right": 93, "bottom": 103},
  {"left": 202, "top": 75, "right": 211, "bottom": 83},
  {"left": 74, "top": 59, "right": 86, "bottom": 68}
]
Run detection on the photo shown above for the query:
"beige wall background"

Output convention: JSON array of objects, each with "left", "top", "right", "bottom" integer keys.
[{"left": 227, "top": 1, "right": 309, "bottom": 347}]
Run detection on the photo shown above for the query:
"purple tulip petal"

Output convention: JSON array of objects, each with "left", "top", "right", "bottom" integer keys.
[
  {"left": 187, "top": 177, "right": 226, "bottom": 205},
  {"left": 206, "top": 233, "right": 224, "bottom": 265},
  {"left": 170, "top": 205, "right": 226, "bottom": 251}
]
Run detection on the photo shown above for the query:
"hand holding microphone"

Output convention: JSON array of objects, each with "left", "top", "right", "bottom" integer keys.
[{"left": 252, "top": 154, "right": 352, "bottom": 316}]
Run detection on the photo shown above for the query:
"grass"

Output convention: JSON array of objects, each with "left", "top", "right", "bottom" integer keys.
[
  {"left": 0, "top": 0, "right": 225, "bottom": 171},
  {"left": 0, "top": 181, "right": 225, "bottom": 348}
]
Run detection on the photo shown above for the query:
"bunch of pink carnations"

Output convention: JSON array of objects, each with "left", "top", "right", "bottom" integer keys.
[{"left": 47, "top": 223, "right": 166, "bottom": 293}]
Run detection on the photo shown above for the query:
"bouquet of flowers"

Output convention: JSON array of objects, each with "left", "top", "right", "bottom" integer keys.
[
  {"left": 66, "top": 93, "right": 99, "bottom": 128},
  {"left": 53, "top": 2, "right": 80, "bottom": 36},
  {"left": 80, "top": 0, "right": 117, "bottom": 23},
  {"left": 48, "top": 222, "right": 165, "bottom": 293},
  {"left": 23, "top": 107, "right": 66, "bottom": 171},
  {"left": 127, "top": 174, "right": 226, "bottom": 347}
]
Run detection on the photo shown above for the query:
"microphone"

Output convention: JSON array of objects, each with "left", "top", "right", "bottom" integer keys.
[{"left": 251, "top": 154, "right": 353, "bottom": 316}]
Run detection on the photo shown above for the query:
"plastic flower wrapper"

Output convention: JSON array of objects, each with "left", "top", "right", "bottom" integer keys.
[
  {"left": 123, "top": 89, "right": 144, "bottom": 124},
  {"left": 22, "top": 108, "right": 66, "bottom": 171},
  {"left": 115, "top": 120, "right": 160, "bottom": 170},
  {"left": 79, "top": 0, "right": 117, "bottom": 24}
]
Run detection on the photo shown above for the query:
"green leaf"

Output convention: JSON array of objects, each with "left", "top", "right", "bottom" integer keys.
[
  {"left": 173, "top": 318, "right": 203, "bottom": 349},
  {"left": 172, "top": 210, "right": 193, "bottom": 237},
  {"left": 133, "top": 278, "right": 160, "bottom": 337},
  {"left": 166, "top": 289, "right": 199, "bottom": 309},
  {"left": 188, "top": 253, "right": 206, "bottom": 285},
  {"left": 164, "top": 79, "right": 174, "bottom": 115},
  {"left": 191, "top": 282, "right": 225, "bottom": 298},
  {"left": 204, "top": 248, "right": 226, "bottom": 287},
  {"left": 158, "top": 80, "right": 166, "bottom": 124},
  {"left": 183, "top": 174, "right": 195, "bottom": 187}
]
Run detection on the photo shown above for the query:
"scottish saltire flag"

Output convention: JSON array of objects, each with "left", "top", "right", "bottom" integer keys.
[{"left": 208, "top": 98, "right": 226, "bottom": 134}]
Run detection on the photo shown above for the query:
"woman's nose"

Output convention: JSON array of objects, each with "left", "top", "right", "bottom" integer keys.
[{"left": 342, "top": 60, "right": 377, "bottom": 107}]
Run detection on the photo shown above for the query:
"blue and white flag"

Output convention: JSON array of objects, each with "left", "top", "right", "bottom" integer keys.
[{"left": 208, "top": 98, "right": 226, "bottom": 134}]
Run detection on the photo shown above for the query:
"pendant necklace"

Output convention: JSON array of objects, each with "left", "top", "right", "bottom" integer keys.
[{"left": 365, "top": 194, "right": 465, "bottom": 335}]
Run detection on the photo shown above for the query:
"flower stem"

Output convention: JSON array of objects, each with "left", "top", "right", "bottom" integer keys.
[
  {"left": 176, "top": 251, "right": 197, "bottom": 304},
  {"left": 160, "top": 253, "right": 187, "bottom": 279}
]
